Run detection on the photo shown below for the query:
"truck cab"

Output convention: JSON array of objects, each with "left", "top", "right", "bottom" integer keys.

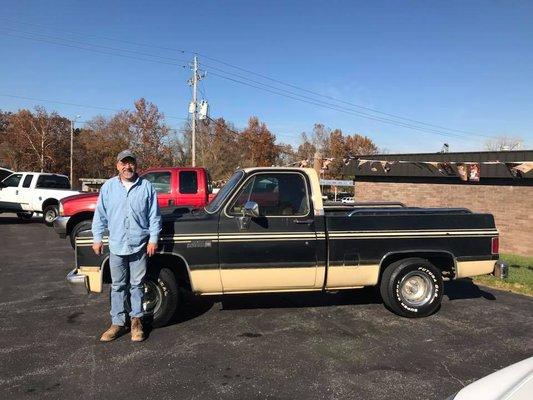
[{"left": 0, "top": 172, "right": 80, "bottom": 223}]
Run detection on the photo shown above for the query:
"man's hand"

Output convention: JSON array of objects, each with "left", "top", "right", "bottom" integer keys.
[
  {"left": 147, "top": 243, "right": 157, "bottom": 257},
  {"left": 92, "top": 242, "right": 103, "bottom": 255}
]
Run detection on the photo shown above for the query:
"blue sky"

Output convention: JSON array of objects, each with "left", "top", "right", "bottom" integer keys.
[{"left": 1, "top": 0, "right": 532, "bottom": 153}]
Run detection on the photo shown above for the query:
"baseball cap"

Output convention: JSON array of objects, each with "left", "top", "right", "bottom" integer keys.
[{"left": 116, "top": 149, "right": 136, "bottom": 162}]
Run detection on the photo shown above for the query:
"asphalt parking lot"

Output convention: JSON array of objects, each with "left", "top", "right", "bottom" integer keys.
[{"left": 0, "top": 214, "right": 532, "bottom": 400}]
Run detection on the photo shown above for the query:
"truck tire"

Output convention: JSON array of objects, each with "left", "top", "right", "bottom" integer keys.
[
  {"left": 143, "top": 267, "right": 179, "bottom": 328},
  {"left": 380, "top": 257, "right": 443, "bottom": 318},
  {"left": 70, "top": 220, "right": 92, "bottom": 248},
  {"left": 17, "top": 212, "right": 33, "bottom": 221},
  {"left": 43, "top": 205, "right": 59, "bottom": 226}
]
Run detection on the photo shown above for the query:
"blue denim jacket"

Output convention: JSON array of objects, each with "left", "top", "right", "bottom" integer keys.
[{"left": 92, "top": 175, "right": 162, "bottom": 256}]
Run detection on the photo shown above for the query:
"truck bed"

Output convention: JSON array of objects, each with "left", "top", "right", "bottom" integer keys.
[{"left": 324, "top": 209, "right": 497, "bottom": 275}]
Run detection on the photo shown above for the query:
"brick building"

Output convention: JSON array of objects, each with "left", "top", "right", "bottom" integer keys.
[{"left": 343, "top": 151, "right": 532, "bottom": 256}]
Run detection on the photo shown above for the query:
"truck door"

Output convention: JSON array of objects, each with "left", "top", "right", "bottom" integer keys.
[
  {"left": 0, "top": 173, "right": 23, "bottom": 211},
  {"left": 17, "top": 174, "right": 35, "bottom": 211},
  {"left": 218, "top": 171, "right": 319, "bottom": 292},
  {"left": 142, "top": 171, "right": 173, "bottom": 208}
]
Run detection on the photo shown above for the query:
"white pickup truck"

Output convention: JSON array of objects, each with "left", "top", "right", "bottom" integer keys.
[{"left": 0, "top": 172, "right": 81, "bottom": 224}]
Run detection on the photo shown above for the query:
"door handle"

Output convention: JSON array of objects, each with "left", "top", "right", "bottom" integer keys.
[
  {"left": 293, "top": 219, "right": 314, "bottom": 225},
  {"left": 16, "top": 190, "right": 18, "bottom": 195},
  {"left": 168, "top": 199, "right": 174, "bottom": 206}
]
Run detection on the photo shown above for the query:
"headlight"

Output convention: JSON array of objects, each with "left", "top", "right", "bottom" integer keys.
[{"left": 59, "top": 201, "right": 64, "bottom": 216}]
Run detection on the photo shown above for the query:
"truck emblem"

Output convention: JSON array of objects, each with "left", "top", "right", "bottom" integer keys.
[{"left": 187, "top": 240, "right": 212, "bottom": 248}]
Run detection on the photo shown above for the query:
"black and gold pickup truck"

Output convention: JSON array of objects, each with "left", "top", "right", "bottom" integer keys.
[{"left": 68, "top": 167, "right": 503, "bottom": 327}]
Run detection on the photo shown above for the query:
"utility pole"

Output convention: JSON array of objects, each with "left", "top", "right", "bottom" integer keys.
[{"left": 188, "top": 56, "right": 206, "bottom": 167}]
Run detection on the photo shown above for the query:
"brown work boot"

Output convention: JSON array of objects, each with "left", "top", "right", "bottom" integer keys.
[
  {"left": 131, "top": 317, "right": 145, "bottom": 342},
  {"left": 100, "top": 324, "right": 129, "bottom": 342}
]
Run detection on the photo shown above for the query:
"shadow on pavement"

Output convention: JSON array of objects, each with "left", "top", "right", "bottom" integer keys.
[
  {"left": 157, "top": 279, "right": 497, "bottom": 328},
  {"left": 220, "top": 287, "right": 382, "bottom": 311},
  {"left": 0, "top": 215, "right": 42, "bottom": 225},
  {"left": 144, "top": 292, "right": 216, "bottom": 332},
  {"left": 444, "top": 278, "right": 497, "bottom": 301},
  {"left": 149, "top": 288, "right": 381, "bottom": 330}
]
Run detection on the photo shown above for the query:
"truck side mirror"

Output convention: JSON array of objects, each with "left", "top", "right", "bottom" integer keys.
[
  {"left": 243, "top": 201, "right": 260, "bottom": 218},
  {"left": 0, "top": 181, "right": 4, "bottom": 190},
  {"left": 237, "top": 201, "right": 260, "bottom": 230}
]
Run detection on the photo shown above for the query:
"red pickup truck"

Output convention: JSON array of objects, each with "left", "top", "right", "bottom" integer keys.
[{"left": 53, "top": 167, "right": 214, "bottom": 247}]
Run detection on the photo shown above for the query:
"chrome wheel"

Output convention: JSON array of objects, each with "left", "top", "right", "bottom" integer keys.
[
  {"left": 399, "top": 271, "right": 434, "bottom": 307},
  {"left": 143, "top": 279, "right": 163, "bottom": 315},
  {"left": 44, "top": 208, "right": 57, "bottom": 223}
]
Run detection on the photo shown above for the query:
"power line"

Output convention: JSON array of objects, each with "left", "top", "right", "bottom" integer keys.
[
  {"left": 203, "top": 66, "right": 492, "bottom": 140},
  {"left": 0, "top": 27, "right": 191, "bottom": 66},
  {"left": 0, "top": 23, "right": 495, "bottom": 141},
  {"left": 207, "top": 72, "right": 478, "bottom": 141},
  {"left": 204, "top": 116, "right": 299, "bottom": 143},
  {"left": 0, "top": 17, "right": 192, "bottom": 56},
  {"left": 0, "top": 17, "right": 485, "bottom": 136},
  {"left": 0, "top": 31, "right": 187, "bottom": 69},
  {"left": 198, "top": 54, "right": 485, "bottom": 137},
  {"left": 1, "top": 29, "right": 473, "bottom": 140},
  {"left": 0, "top": 94, "right": 189, "bottom": 121}
]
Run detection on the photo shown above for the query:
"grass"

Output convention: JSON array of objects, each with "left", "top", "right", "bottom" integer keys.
[{"left": 474, "top": 254, "right": 533, "bottom": 296}]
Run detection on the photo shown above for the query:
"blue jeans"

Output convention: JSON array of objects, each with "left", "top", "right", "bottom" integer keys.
[{"left": 109, "top": 250, "right": 147, "bottom": 326}]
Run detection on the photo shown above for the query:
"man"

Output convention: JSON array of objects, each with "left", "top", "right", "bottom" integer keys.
[{"left": 92, "top": 150, "right": 161, "bottom": 342}]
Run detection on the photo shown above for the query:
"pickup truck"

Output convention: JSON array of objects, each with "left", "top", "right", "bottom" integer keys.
[
  {"left": 0, "top": 172, "right": 80, "bottom": 224},
  {"left": 54, "top": 167, "right": 214, "bottom": 248},
  {"left": 67, "top": 167, "right": 502, "bottom": 327}
]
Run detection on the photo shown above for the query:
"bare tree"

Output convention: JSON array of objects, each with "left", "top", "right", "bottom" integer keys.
[
  {"left": 129, "top": 98, "right": 173, "bottom": 168},
  {"left": 0, "top": 107, "right": 69, "bottom": 173},
  {"left": 296, "top": 124, "right": 379, "bottom": 178},
  {"left": 485, "top": 136, "right": 523, "bottom": 151}
]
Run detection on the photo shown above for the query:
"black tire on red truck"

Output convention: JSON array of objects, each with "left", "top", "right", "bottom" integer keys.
[{"left": 70, "top": 219, "right": 92, "bottom": 249}]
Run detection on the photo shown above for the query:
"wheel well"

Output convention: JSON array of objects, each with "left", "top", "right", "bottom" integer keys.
[
  {"left": 66, "top": 212, "right": 94, "bottom": 236},
  {"left": 379, "top": 252, "right": 456, "bottom": 281},
  {"left": 102, "top": 253, "right": 192, "bottom": 292},
  {"left": 41, "top": 198, "right": 59, "bottom": 211}
]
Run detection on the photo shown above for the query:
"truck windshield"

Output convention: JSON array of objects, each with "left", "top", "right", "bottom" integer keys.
[{"left": 205, "top": 170, "right": 244, "bottom": 213}]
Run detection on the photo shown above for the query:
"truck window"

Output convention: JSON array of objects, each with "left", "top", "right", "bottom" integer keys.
[
  {"left": 179, "top": 171, "right": 198, "bottom": 194},
  {"left": 35, "top": 175, "right": 70, "bottom": 189},
  {"left": 3, "top": 174, "right": 22, "bottom": 187},
  {"left": 206, "top": 171, "right": 213, "bottom": 194},
  {"left": 143, "top": 172, "right": 171, "bottom": 194},
  {"left": 228, "top": 173, "right": 310, "bottom": 217},
  {"left": 205, "top": 170, "right": 244, "bottom": 213},
  {"left": 22, "top": 174, "right": 34, "bottom": 188}
]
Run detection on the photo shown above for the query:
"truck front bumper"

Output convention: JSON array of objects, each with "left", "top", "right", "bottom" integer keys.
[
  {"left": 53, "top": 216, "right": 70, "bottom": 238},
  {"left": 493, "top": 260, "right": 509, "bottom": 279},
  {"left": 66, "top": 268, "right": 89, "bottom": 294}
]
